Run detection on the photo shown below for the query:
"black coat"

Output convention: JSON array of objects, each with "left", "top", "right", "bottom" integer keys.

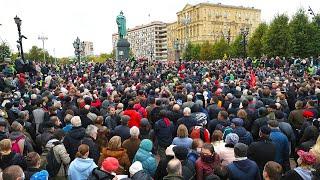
[
  {"left": 182, "top": 159, "right": 196, "bottom": 180},
  {"left": 251, "top": 116, "right": 269, "bottom": 140},
  {"left": 63, "top": 126, "right": 86, "bottom": 160},
  {"left": 131, "top": 170, "right": 153, "bottom": 180},
  {"left": 0, "top": 152, "right": 27, "bottom": 170},
  {"left": 24, "top": 167, "right": 42, "bottom": 180},
  {"left": 88, "top": 168, "right": 115, "bottom": 180},
  {"left": 82, "top": 136, "right": 100, "bottom": 164},
  {"left": 247, "top": 139, "right": 276, "bottom": 176}
]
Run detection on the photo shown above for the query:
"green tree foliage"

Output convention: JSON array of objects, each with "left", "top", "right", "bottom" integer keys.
[
  {"left": 262, "top": 14, "right": 292, "bottom": 57},
  {"left": 200, "top": 41, "right": 213, "bottom": 61},
  {"left": 191, "top": 44, "right": 201, "bottom": 60},
  {"left": 0, "top": 42, "right": 11, "bottom": 61},
  {"left": 248, "top": 23, "right": 268, "bottom": 58},
  {"left": 212, "top": 38, "right": 230, "bottom": 59},
  {"left": 230, "top": 35, "right": 244, "bottom": 58},
  {"left": 289, "top": 9, "right": 314, "bottom": 57}
]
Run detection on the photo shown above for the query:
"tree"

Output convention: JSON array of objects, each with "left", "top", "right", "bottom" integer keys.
[
  {"left": 26, "top": 46, "right": 42, "bottom": 61},
  {"left": 10, "top": 52, "right": 20, "bottom": 61},
  {"left": 310, "top": 15, "right": 320, "bottom": 57},
  {"left": 230, "top": 35, "right": 244, "bottom": 58},
  {"left": 262, "top": 14, "right": 292, "bottom": 57},
  {"left": 248, "top": 23, "right": 268, "bottom": 58},
  {"left": 289, "top": 9, "right": 314, "bottom": 57},
  {"left": 200, "top": 41, "right": 213, "bottom": 61},
  {"left": 183, "top": 42, "right": 193, "bottom": 60},
  {"left": 212, "top": 38, "right": 230, "bottom": 59},
  {"left": 0, "top": 42, "right": 11, "bottom": 61},
  {"left": 191, "top": 44, "right": 201, "bottom": 60}
]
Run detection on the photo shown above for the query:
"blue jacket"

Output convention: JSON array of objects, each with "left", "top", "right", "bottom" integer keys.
[
  {"left": 233, "top": 127, "right": 253, "bottom": 145},
  {"left": 172, "top": 137, "right": 193, "bottom": 149},
  {"left": 227, "top": 159, "right": 261, "bottom": 180},
  {"left": 187, "top": 150, "right": 200, "bottom": 165},
  {"left": 68, "top": 158, "right": 97, "bottom": 180},
  {"left": 154, "top": 118, "right": 174, "bottom": 147},
  {"left": 269, "top": 129, "right": 289, "bottom": 165},
  {"left": 133, "top": 139, "right": 157, "bottom": 176}
]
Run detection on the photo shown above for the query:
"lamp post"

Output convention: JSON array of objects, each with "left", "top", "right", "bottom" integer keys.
[
  {"left": 240, "top": 27, "right": 249, "bottom": 58},
  {"left": 174, "top": 38, "right": 180, "bottom": 62},
  {"left": 38, "top": 35, "right": 48, "bottom": 62},
  {"left": 14, "top": 15, "right": 27, "bottom": 61}
]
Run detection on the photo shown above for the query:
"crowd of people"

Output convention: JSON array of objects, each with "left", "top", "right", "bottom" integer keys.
[{"left": 0, "top": 56, "right": 320, "bottom": 180}]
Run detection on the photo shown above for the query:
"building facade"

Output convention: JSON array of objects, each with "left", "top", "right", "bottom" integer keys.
[
  {"left": 82, "top": 41, "right": 94, "bottom": 56},
  {"left": 167, "top": 3, "right": 261, "bottom": 60},
  {"left": 112, "top": 21, "right": 167, "bottom": 60}
]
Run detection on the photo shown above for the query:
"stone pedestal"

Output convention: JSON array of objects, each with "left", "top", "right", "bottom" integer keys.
[{"left": 116, "top": 39, "right": 130, "bottom": 61}]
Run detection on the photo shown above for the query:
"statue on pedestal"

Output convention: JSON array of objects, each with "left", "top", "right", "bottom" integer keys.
[{"left": 116, "top": 11, "right": 130, "bottom": 61}]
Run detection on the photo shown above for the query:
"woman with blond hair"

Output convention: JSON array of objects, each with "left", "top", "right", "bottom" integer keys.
[
  {"left": 68, "top": 144, "right": 97, "bottom": 180},
  {"left": 99, "top": 135, "right": 131, "bottom": 175},
  {"left": 172, "top": 124, "right": 193, "bottom": 149},
  {"left": 310, "top": 135, "right": 320, "bottom": 164},
  {"left": 0, "top": 139, "right": 27, "bottom": 170}
]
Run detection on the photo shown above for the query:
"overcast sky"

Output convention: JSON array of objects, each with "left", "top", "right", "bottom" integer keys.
[{"left": 0, "top": 0, "right": 319, "bottom": 58}]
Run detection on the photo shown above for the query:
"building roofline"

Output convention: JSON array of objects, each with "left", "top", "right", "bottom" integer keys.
[
  {"left": 177, "top": 2, "right": 261, "bottom": 15},
  {"left": 112, "top": 21, "right": 166, "bottom": 35}
]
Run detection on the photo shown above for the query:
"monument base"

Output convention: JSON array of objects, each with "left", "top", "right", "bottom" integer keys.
[{"left": 116, "top": 39, "right": 130, "bottom": 61}]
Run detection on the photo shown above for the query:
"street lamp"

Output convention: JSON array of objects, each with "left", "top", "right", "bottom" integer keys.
[
  {"left": 73, "top": 37, "right": 85, "bottom": 64},
  {"left": 38, "top": 35, "right": 48, "bottom": 62},
  {"left": 240, "top": 27, "right": 249, "bottom": 58},
  {"left": 174, "top": 38, "right": 180, "bottom": 62},
  {"left": 14, "top": 15, "right": 27, "bottom": 61}
]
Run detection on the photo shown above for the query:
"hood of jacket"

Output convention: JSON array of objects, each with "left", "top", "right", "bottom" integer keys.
[
  {"left": 233, "top": 127, "right": 247, "bottom": 137},
  {"left": 72, "top": 158, "right": 96, "bottom": 172},
  {"left": 102, "top": 148, "right": 127, "bottom": 159},
  {"left": 294, "top": 167, "right": 312, "bottom": 180},
  {"left": 69, "top": 127, "right": 86, "bottom": 140},
  {"left": 9, "top": 131, "right": 24, "bottom": 140},
  {"left": 232, "top": 159, "right": 255, "bottom": 173},
  {"left": 140, "top": 139, "right": 153, "bottom": 152},
  {"left": 45, "top": 139, "right": 60, "bottom": 148}
]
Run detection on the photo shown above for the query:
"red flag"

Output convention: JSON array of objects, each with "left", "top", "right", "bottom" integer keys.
[{"left": 249, "top": 70, "right": 256, "bottom": 89}]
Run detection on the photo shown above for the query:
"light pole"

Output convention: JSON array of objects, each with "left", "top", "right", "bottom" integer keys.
[
  {"left": 38, "top": 35, "right": 48, "bottom": 62},
  {"left": 181, "top": 14, "right": 191, "bottom": 53},
  {"left": 73, "top": 37, "right": 85, "bottom": 64},
  {"left": 240, "top": 27, "right": 249, "bottom": 58},
  {"left": 14, "top": 15, "right": 27, "bottom": 61}
]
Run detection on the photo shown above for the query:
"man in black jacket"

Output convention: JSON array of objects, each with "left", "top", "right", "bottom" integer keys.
[
  {"left": 173, "top": 146, "right": 196, "bottom": 180},
  {"left": 63, "top": 116, "right": 86, "bottom": 160},
  {"left": 247, "top": 126, "right": 276, "bottom": 177},
  {"left": 82, "top": 125, "right": 100, "bottom": 164}
]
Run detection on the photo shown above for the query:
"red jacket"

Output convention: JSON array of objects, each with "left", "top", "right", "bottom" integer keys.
[
  {"left": 91, "top": 99, "right": 102, "bottom": 108},
  {"left": 133, "top": 104, "right": 147, "bottom": 118},
  {"left": 195, "top": 154, "right": 221, "bottom": 180},
  {"left": 123, "top": 109, "right": 142, "bottom": 128}
]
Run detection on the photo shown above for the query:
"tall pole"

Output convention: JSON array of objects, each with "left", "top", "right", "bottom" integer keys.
[
  {"left": 14, "top": 16, "right": 26, "bottom": 61},
  {"left": 240, "top": 27, "right": 249, "bottom": 59},
  {"left": 38, "top": 35, "right": 48, "bottom": 62}
]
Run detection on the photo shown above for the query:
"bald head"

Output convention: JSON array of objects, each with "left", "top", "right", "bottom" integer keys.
[
  {"left": 183, "top": 107, "right": 191, "bottom": 116},
  {"left": 173, "top": 104, "right": 180, "bottom": 111},
  {"left": 167, "top": 159, "right": 182, "bottom": 175}
]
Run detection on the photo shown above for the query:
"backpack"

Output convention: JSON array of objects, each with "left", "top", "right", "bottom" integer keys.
[
  {"left": 46, "top": 142, "right": 62, "bottom": 177},
  {"left": 11, "top": 135, "right": 24, "bottom": 154}
]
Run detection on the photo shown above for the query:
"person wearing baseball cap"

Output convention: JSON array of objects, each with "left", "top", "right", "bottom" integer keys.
[{"left": 283, "top": 150, "right": 316, "bottom": 180}]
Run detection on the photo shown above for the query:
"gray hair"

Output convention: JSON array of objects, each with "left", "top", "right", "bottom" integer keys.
[
  {"left": 86, "top": 125, "right": 98, "bottom": 136},
  {"left": 183, "top": 107, "right": 191, "bottom": 116},
  {"left": 167, "top": 159, "right": 182, "bottom": 175}
]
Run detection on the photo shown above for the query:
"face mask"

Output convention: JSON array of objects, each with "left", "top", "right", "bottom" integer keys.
[{"left": 201, "top": 153, "right": 214, "bottom": 163}]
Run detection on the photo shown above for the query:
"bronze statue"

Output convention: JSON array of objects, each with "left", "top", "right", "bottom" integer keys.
[{"left": 116, "top": 11, "right": 127, "bottom": 39}]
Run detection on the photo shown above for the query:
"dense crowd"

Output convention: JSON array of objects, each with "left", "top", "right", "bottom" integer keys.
[{"left": 0, "top": 56, "right": 320, "bottom": 180}]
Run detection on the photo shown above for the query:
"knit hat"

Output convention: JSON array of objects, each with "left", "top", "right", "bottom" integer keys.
[
  {"left": 102, "top": 157, "right": 119, "bottom": 172},
  {"left": 297, "top": 150, "right": 317, "bottom": 165},
  {"left": 30, "top": 170, "right": 49, "bottom": 180},
  {"left": 231, "top": 118, "right": 244, "bottom": 127},
  {"left": 130, "top": 126, "right": 140, "bottom": 137},
  {"left": 87, "top": 112, "right": 97, "bottom": 121},
  {"left": 165, "top": 145, "right": 176, "bottom": 156},
  {"left": 225, "top": 133, "right": 239, "bottom": 145},
  {"left": 71, "top": 116, "right": 81, "bottom": 127},
  {"left": 234, "top": 143, "right": 248, "bottom": 158},
  {"left": 129, "top": 161, "right": 143, "bottom": 175},
  {"left": 172, "top": 146, "right": 188, "bottom": 160}
]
